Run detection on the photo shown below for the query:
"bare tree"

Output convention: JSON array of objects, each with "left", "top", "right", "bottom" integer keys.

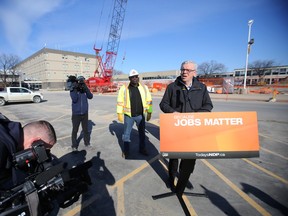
[
  {"left": 113, "top": 69, "right": 124, "bottom": 76},
  {"left": 0, "top": 53, "right": 21, "bottom": 87},
  {"left": 248, "top": 60, "right": 274, "bottom": 84},
  {"left": 197, "top": 60, "right": 226, "bottom": 77}
]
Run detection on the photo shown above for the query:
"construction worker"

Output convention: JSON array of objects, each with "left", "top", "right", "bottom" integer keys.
[
  {"left": 117, "top": 69, "right": 153, "bottom": 159},
  {"left": 272, "top": 89, "right": 278, "bottom": 99}
]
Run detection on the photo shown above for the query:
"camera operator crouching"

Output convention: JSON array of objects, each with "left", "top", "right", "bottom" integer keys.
[
  {"left": 68, "top": 76, "right": 93, "bottom": 152},
  {"left": 0, "top": 113, "right": 57, "bottom": 215},
  {"left": 0, "top": 113, "right": 57, "bottom": 190},
  {"left": 0, "top": 113, "right": 93, "bottom": 216}
]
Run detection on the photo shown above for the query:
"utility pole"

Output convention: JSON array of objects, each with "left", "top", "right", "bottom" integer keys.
[{"left": 243, "top": 19, "right": 254, "bottom": 92}]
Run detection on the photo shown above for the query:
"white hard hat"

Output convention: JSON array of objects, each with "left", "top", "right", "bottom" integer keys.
[{"left": 129, "top": 69, "right": 139, "bottom": 77}]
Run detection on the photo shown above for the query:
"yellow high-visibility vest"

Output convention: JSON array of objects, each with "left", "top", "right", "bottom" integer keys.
[{"left": 117, "top": 83, "right": 152, "bottom": 117}]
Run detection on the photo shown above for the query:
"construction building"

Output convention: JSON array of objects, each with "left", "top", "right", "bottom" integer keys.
[
  {"left": 115, "top": 66, "right": 288, "bottom": 87},
  {"left": 233, "top": 66, "right": 288, "bottom": 85},
  {"left": 113, "top": 70, "right": 180, "bottom": 82}
]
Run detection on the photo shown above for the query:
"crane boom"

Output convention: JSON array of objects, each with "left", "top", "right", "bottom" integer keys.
[
  {"left": 105, "top": 0, "right": 128, "bottom": 73},
  {"left": 88, "top": 0, "right": 128, "bottom": 93},
  {"left": 94, "top": 0, "right": 128, "bottom": 78}
]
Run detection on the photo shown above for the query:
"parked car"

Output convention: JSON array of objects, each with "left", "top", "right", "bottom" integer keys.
[{"left": 0, "top": 87, "right": 44, "bottom": 106}]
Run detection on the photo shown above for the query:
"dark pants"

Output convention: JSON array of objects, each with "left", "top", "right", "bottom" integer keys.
[
  {"left": 71, "top": 113, "right": 89, "bottom": 148},
  {"left": 169, "top": 159, "right": 196, "bottom": 179},
  {"left": 175, "top": 159, "right": 196, "bottom": 194}
]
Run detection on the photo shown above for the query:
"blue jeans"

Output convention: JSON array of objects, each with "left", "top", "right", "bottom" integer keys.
[{"left": 122, "top": 114, "right": 146, "bottom": 152}]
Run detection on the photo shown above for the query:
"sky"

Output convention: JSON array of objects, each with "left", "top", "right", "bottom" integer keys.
[{"left": 0, "top": 0, "right": 287, "bottom": 75}]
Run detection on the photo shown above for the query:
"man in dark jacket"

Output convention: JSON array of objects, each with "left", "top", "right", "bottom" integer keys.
[
  {"left": 0, "top": 113, "right": 57, "bottom": 190},
  {"left": 70, "top": 76, "right": 93, "bottom": 151},
  {"left": 159, "top": 60, "right": 213, "bottom": 190}
]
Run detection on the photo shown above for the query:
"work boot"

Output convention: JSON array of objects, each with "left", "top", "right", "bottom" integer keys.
[
  {"left": 122, "top": 151, "right": 129, "bottom": 159},
  {"left": 123, "top": 142, "right": 130, "bottom": 159}
]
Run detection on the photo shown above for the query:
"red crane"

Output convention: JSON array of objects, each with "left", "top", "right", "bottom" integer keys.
[{"left": 86, "top": 0, "right": 128, "bottom": 93}]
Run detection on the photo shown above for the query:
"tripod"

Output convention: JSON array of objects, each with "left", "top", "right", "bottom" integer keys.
[{"left": 152, "top": 159, "right": 207, "bottom": 216}]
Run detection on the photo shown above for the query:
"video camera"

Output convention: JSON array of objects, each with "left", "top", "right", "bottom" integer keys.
[
  {"left": 0, "top": 141, "right": 92, "bottom": 216},
  {"left": 66, "top": 75, "right": 86, "bottom": 93},
  {"left": 13, "top": 141, "right": 52, "bottom": 174}
]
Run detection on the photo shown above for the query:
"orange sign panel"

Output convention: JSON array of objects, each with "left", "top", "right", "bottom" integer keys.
[{"left": 160, "top": 112, "right": 259, "bottom": 159}]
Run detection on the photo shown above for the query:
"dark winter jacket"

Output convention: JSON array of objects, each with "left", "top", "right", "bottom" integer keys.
[
  {"left": 70, "top": 89, "right": 93, "bottom": 115},
  {"left": 0, "top": 113, "right": 24, "bottom": 189},
  {"left": 159, "top": 76, "right": 213, "bottom": 113}
]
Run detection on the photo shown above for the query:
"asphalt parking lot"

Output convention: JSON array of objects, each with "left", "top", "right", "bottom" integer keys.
[{"left": 1, "top": 90, "right": 288, "bottom": 216}]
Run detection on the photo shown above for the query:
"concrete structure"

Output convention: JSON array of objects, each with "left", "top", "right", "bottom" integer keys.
[
  {"left": 15, "top": 48, "right": 97, "bottom": 89},
  {"left": 234, "top": 65, "right": 288, "bottom": 85},
  {"left": 116, "top": 66, "right": 288, "bottom": 87},
  {"left": 113, "top": 70, "right": 180, "bottom": 82}
]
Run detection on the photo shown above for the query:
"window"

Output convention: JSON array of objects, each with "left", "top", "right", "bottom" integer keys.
[
  {"left": 10, "top": 88, "right": 20, "bottom": 93},
  {"left": 20, "top": 88, "right": 29, "bottom": 93},
  {"left": 251, "top": 72, "right": 258, "bottom": 76},
  {"left": 265, "top": 71, "right": 271, "bottom": 75},
  {"left": 251, "top": 79, "right": 256, "bottom": 84},
  {"left": 279, "top": 68, "right": 287, "bottom": 74}
]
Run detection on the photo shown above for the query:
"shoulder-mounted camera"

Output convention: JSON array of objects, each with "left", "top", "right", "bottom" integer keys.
[
  {"left": 66, "top": 75, "right": 86, "bottom": 92},
  {"left": 1, "top": 140, "right": 92, "bottom": 216},
  {"left": 13, "top": 140, "right": 51, "bottom": 173}
]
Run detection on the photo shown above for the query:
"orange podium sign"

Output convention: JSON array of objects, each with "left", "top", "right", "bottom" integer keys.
[{"left": 160, "top": 112, "right": 259, "bottom": 159}]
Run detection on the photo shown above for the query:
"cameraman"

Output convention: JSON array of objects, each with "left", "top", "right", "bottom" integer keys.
[
  {"left": 0, "top": 113, "right": 57, "bottom": 190},
  {"left": 70, "top": 76, "right": 93, "bottom": 151}
]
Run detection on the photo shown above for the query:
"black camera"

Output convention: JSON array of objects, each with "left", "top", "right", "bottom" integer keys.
[
  {"left": 66, "top": 75, "right": 86, "bottom": 93},
  {"left": 13, "top": 141, "right": 50, "bottom": 173},
  {"left": 76, "top": 76, "right": 86, "bottom": 93},
  {"left": 0, "top": 141, "right": 92, "bottom": 216}
]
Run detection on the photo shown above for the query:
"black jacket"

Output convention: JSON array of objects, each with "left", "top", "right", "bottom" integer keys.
[
  {"left": 0, "top": 114, "right": 23, "bottom": 190},
  {"left": 159, "top": 76, "right": 213, "bottom": 113},
  {"left": 70, "top": 88, "right": 93, "bottom": 115}
]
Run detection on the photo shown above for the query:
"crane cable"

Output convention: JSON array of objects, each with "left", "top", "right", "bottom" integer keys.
[
  {"left": 119, "top": 1, "right": 130, "bottom": 70},
  {"left": 104, "top": 0, "right": 115, "bottom": 51},
  {"left": 94, "top": 0, "right": 114, "bottom": 78},
  {"left": 94, "top": 0, "right": 105, "bottom": 47},
  {"left": 94, "top": 0, "right": 113, "bottom": 49},
  {"left": 95, "top": 0, "right": 128, "bottom": 74}
]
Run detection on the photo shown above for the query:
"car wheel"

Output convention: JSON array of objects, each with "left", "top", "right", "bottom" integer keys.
[
  {"left": 0, "top": 98, "right": 5, "bottom": 106},
  {"left": 33, "top": 96, "right": 41, "bottom": 103}
]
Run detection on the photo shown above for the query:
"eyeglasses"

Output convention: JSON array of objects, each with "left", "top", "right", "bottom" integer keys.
[
  {"left": 180, "top": 69, "right": 196, "bottom": 73},
  {"left": 130, "top": 75, "right": 139, "bottom": 79}
]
